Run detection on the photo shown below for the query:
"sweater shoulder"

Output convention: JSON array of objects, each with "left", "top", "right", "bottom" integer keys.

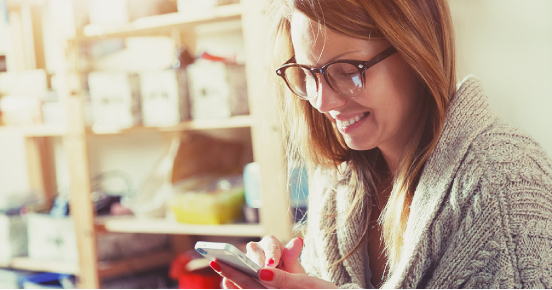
[
  {"left": 458, "top": 119, "right": 552, "bottom": 234},
  {"left": 466, "top": 119, "right": 552, "bottom": 189}
]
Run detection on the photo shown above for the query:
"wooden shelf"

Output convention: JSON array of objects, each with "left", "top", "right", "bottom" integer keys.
[
  {"left": 98, "top": 250, "right": 174, "bottom": 279},
  {"left": 97, "top": 216, "right": 264, "bottom": 237},
  {"left": 1, "top": 257, "right": 79, "bottom": 274},
  {"left": 0, "top": 124, "right": 66, "bottom": 137},
  {"left": 88, "top": 115, "right": 252, "bottom": 135},
  {"left": 77, "top": 3, "right": 243, "bottom": 40},
  {"left": 1, "top": 250, "right": 173, "bottom": 279},
  {"left": 0, "top": 116, "right": 251, "bottom": 136}
]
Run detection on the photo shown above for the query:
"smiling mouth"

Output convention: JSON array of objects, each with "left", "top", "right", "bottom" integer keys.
[{"left": 336, "top": 112, "right": 369, "bottom": 127}]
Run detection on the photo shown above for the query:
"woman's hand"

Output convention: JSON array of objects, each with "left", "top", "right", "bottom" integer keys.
[
  {"left": 248, "top": 235, "right": 306, "bottom": 274},
  {"left": 215, "top": 261, "right": 339, "bottom": 289},
  {"left": 210, "top": 235, "right": 336, "bottom": 288}
]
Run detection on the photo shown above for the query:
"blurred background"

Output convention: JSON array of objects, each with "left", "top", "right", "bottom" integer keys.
[{"left": 0, "top": 0, "right": 550, "bottom": 289}]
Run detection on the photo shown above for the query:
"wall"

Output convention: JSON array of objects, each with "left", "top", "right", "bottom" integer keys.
[{"left": 449, "top": 0, "right": 552, "bottom": 156}]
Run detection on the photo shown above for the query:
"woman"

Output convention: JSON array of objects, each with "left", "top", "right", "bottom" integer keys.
[{"left": 210, "top": 0, "right": 552, "bottom": 288}]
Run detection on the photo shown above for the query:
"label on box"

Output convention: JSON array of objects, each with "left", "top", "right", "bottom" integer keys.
[
  {"left": 88, "top": 72, "right": 141, "bottom": 131},
  {"left": 140, "top": 70, "right": 190, "bottom": 127},
  {"left": 187, "top": 60, "right": 248, "bottom": 119}
]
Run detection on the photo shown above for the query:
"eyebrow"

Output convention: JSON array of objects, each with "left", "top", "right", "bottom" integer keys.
[{"left": 299, "top": 50, "right": 366, "bottom": 66}]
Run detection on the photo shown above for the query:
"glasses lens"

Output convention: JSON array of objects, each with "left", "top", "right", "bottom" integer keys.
[
  {"left": 284, "top": 66, "right": 317, "bottom": 99},
  {"left": 326, "top": 62, "right": 363, "bottom": 96}
]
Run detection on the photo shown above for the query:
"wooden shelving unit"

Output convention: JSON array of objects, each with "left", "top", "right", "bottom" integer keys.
[
  {"left": 0, "top": 115, "right": 250, "bottom": 137},
  {"left": 1, "top": 250, "right": 173, "bottom": 279},
  {"left": 96, "top": 216, "right": 264, "bottom": 237},
  {"left": 0, "top": 257, "right": 78, "bottom": 275},
  {"left": 0, "top": 124, "right": 66, "bottom": 137},
  {"left": 78, "top": 3, "right": 243, "bottom": 40},
  {"left": 1, "top": 0, "right": 292, "bottom": 288},
  {"left": 89, "top": 115, "right": 252, "bottom": 135}
]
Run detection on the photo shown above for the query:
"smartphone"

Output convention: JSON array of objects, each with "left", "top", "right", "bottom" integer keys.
[{"left": 195, "top": 241, "right": 261, "bottom": 277}]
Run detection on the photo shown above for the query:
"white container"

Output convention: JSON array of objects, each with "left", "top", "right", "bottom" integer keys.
[
  {"left": 0, "top": 70, "right": 48, "bottom": 95},
  {"left": 140, "top": 70, "right": 190, "bottom": 127},
  {"left": 88, "top": 72, "right": 141, "bottom": 131},
  {"left": 0, "top": 95, "right": 43, "bottom": 126},
  {"left": 0, "top": 215, "right": 27, "bottom": 264},
  {"left": 26, "top": 214, "right": 77, "bottom": 262},
  {"left": 0, "top": 269, "right": 35, "bottom": 289},
  {"left": 26, "top": 214, "right": 169, "bottom": 263},
  {"left": 187, "top": 60, "right": 248, "bottom": 119}
]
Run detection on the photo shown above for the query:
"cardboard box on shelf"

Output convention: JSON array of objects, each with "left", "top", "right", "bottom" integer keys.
[
  {"left": 26, "top": 213, "right": 169, "bottom": 263},
  {"left": 0, "top": 214, "right": 27, "bottom": 263},
  {"left": 0, "top": 70, "right": 48, "bottom": 126},
  {"left": 139, "top": 70, "right": 190, "bottom": 127},
  {"left": 0, "top": 95, "right": 43, "bottom": 126},
  {"left": 0, "top": 70, "right": 48, "bottom": 96},
  {"left": 88, "top": 72, "right": 141, "bottom": 131},
  {"left": 187, "top": 60, "right": 248, "bottom": 120}
]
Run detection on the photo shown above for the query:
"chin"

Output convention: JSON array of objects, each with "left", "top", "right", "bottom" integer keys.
[{"left": 344, "top": 139, "right": 376, "bottom": 151}]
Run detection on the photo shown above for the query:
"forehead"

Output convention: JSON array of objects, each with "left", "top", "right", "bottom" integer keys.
[{"left": 289, "top": 12, "right": 374, "bottom": 65}]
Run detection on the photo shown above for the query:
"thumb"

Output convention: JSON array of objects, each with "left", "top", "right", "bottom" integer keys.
[{"left": 281, "top": 237, "right": 305, "bottom": 273}]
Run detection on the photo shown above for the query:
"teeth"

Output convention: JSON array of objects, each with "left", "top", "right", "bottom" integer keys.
[{"left": 337, "top": 113, "right": 366, "bottom": 127}]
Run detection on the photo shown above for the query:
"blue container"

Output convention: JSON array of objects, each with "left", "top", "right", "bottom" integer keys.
[
  {"left": 19, "top": 273, "right": 74, "bottom": 289},
  {"left": 243, "top": 162, "right": 262, "bottom": 208},
  {"left": 288, "top": 167, "right": 308, "bottom": 208},
  {"left": 243, "top": 163, "right": 309, "bottom": 223}
]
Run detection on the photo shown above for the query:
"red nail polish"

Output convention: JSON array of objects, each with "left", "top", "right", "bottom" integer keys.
[
  {"left": 259, "top": 269, "right": 274, "bottom": 281},
  {"left": 210, "top": 261, "right": 221, "bottom": 272},
  {"left": 298, "top": 237, "right": 304, "bottom": 245},
  {"left": 266, "top": 258, "right": 275, "bottom": 266}
]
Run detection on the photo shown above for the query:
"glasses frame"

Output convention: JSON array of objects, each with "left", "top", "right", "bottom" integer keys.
[{"left": 275, "top": 46, "right": 397, "bottom": 100}]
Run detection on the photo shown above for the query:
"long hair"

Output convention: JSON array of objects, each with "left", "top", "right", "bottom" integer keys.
[{"left": 267, "top": 0, "right": 456, "bottom": 277}]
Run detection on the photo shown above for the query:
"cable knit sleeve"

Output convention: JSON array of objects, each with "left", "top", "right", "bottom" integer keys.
[
  {"left": 299, "top": 167, "right": 366, "bottom": 289},
  {"left": 488, "top": 131, "right": 552, "bottom": 288},
  {"left": 422, "top": 124, "right": 552, "bottom": 288}
]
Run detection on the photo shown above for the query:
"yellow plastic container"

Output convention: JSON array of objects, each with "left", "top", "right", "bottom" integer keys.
[{"left": 169, "top": 176, "right": 245, "bottom": 224}]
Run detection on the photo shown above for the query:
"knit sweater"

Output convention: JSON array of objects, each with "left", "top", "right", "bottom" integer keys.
[{"left": 300, "top": 76, "right": 552, "bottom": 288}]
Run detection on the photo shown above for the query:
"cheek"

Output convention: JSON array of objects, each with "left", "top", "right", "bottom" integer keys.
[{"left": 364, "top": 59, "right": 422, "bottom": 128}]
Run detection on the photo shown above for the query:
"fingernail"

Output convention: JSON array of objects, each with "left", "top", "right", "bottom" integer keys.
[
  {"left": 259, "top": 269, "right": 274, "bottom": 281},
  {"left": 298, "top": 237, "right": 304, "bottom": 245},
  {"left": 266, "top": 258, "right": 275, "bottom": 267},
  {"left": 210, "top": 261, "right": 221, "bottom": 272}
]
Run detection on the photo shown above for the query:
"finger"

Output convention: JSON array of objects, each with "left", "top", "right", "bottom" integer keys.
[
  {"left": 259, "top": 235, "right": 284, "bottom": 267},
  {"left": 258, "top": 267, "right": 338, "bottom": 289},
  {"left": 222, "top": 278, "right": 239, "bottom": 289},
  {"left": 246, "top": 241, "right": 266, "bottom": 267},
  {"left": 281, "top": 237, "right": 306, "bottom": 274},
  {"left": 211, "top": 260, "right": 265, "bottom": 289}
]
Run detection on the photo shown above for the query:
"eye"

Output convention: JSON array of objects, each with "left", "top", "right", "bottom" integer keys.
[{"left": 328, "top": 63, "right": 360, "bottom": 79}]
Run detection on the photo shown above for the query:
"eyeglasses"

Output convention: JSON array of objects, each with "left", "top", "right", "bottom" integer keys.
[{"left": 275, "top": 46, "right": 397, "bottom": 100}]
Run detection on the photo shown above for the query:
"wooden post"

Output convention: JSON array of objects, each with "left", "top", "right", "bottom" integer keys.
[
  {"left": 24, "top": 137, "right": 57, "bottom": 207},
  {"left": 241, "top": 0, "right": 293, "bottom": 242},
  {"left": 59, "top": 38, "right": 100, "bottom": 288}
]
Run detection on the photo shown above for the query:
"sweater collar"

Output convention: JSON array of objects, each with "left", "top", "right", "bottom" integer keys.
[{"left": 382, "top": 76, "right": 497, "bottom": 288}]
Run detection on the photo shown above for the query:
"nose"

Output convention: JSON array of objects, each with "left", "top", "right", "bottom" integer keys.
[{"left": 309, "top": 77, "right": 346, "bottom": 113}]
